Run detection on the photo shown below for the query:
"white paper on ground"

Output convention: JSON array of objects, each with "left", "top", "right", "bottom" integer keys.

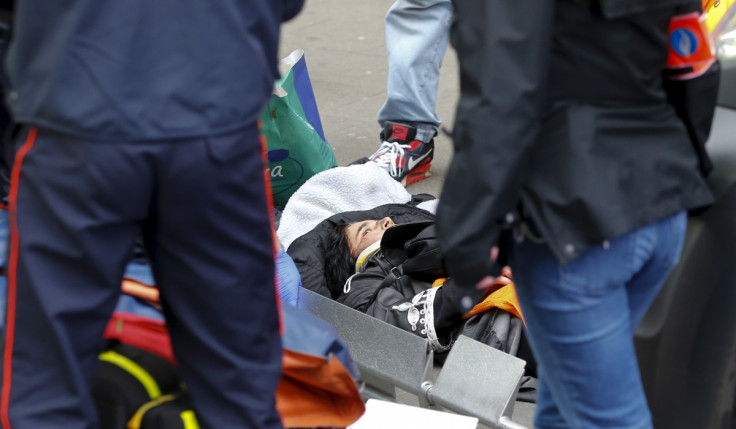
[{"left": 347, "top": 399, "right": 478, "bottom": 429}]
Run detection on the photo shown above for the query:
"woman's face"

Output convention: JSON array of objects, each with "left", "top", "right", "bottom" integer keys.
[{"left": 345, "top": 217, "right": 395, "bottom": 257}]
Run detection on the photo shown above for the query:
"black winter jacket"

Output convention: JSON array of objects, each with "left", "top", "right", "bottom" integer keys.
[
  {"left": 288, "top": 203, "right": 526, "bottom": 354},
  {"left": 337, "top": 220, "right": 459, "bottom": 352},
  {"left": 288, "top": 202, "right": 435, "bottom": 299},
  {"left": 437, "top": 0, "right": 716, "bottom": 287}
]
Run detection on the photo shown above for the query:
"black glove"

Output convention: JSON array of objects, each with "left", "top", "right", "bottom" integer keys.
[{"left": 439, "top": 277, "right": 488, "bottom": 315}]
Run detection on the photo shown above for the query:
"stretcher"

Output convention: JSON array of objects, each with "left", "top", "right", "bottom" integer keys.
[{"left": 298, "top": 288, "right": 531, "bottom": 429}]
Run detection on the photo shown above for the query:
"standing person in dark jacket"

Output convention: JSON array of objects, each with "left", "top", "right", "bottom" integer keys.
[
  {"left": 437, "top": 0, "right": 718, "bottom": 427},
  {"left": 1, "top": 1, "right": 304, "bottom": 428}
]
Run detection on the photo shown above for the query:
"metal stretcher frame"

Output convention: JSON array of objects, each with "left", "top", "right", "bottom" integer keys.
[{"left": 298, "top": 288, "right": 530, "bottom": 429}]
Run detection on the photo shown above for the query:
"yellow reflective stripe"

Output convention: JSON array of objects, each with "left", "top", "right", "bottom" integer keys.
[
  {"left": 99, "top": 350, "right": 161, "bottom": 399},
  {"left": 180, "top": 410, "right": 200, "bottom": 429},
  {"left": 126, "top": 394, "right": 177, "bottom": 429}
]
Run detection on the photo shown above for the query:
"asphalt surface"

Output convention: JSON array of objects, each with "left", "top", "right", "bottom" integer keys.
[{"left": 280, "top": 1, "right": 536, "bottom": 427}]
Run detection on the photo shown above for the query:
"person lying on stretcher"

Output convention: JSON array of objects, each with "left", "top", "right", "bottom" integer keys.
[{"left": 287, "top": 203, "right": 535, "bottom": 372}]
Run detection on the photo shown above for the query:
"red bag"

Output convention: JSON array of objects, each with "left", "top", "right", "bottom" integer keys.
[{"left": 105, "top": 264, "right": 365, "bottom": 428}]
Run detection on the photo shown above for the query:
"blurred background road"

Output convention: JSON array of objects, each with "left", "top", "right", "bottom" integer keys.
[{"left": 279, "top": 1, "right": 536, "bottom": 427}]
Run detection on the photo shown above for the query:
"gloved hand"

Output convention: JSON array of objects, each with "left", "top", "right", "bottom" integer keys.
[
  {"left": 440, "top": 277, "right": 485, "bottom": 315},
  {"left": 275, "top": 247, "right": 301, "bottom": 306},
  {"left": 442, "top": 265, "right": 513, "bottom": 314}
]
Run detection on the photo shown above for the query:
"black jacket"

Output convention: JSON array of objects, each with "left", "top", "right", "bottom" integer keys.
[
  {"left": 337, "top": 220, "right": 460, "bottom": 352},
  {"left": 437, "top": 0, "right": 716, "bottom": 287},
  {"left": 288, "top": 203, "right": 436, "bottom": 299},
  {"left": 288, "top": 203, "right": 526, "bottom": 355}
]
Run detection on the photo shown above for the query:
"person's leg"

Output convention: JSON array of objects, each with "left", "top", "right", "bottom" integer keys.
[
  {"left": 510, "top": 212, "right": 687, "bottom": 429},
  {"left": 532, "top": 369, "right": 566, "bottom": 428},
  {"left": 377, "top": 0, "right": 453, "bottom": 142},
  {"left": 367, "top": 0, "right": 452, "bottom": 185},
  {"left": 2, "top": 127, "right": 151, "bottom": 428},
  {"left": 149, "top": 124, "right": 283, "bottom": 428},
  {"left": 625, "top": 211, "right": 687, "bottom": 329}
]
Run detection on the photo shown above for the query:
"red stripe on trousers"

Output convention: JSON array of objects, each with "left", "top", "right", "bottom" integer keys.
[
  {"left": 258, "top": 127, "right": 283, "bottom": 336},
  {"left": 1, "top": 128, "right": 38, "bottom": 429}
]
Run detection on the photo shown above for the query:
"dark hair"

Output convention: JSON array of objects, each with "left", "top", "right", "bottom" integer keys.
[{"left": 323, "top": 221, "right": 357, "bottom": 299}]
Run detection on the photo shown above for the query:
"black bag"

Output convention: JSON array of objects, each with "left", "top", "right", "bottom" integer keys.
[
  {"left": 92, "top": 342, "right": 181, "bottom": 429},
  {"left": 127, "top": 391, "right": 199, "bottom": 429}
]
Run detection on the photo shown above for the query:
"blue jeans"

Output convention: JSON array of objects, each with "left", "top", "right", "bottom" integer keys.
[
  {"left": 510, "top": 212, "right": 687, "bottom": 429},
  {"left": 377, "top": 0, "right": 453, "bottom": 143}
]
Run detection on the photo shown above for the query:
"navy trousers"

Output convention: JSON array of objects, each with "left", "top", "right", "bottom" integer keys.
[{"left": 1, "top": 125, "right": 283, "bottom": 428}]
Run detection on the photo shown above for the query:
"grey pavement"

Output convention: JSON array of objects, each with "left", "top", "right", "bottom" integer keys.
[{"left": 280, "top": 1, "right": 536, "bottom": 427}]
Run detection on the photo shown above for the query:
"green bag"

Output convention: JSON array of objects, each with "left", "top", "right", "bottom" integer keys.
[{"left": 260, "top": 49, "right": 337, "bottom": 209}]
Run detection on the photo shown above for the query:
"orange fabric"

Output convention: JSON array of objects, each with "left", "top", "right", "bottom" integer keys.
[
  {"left": 462, "top": 283, "right": 524, "bottom": 322},
  {"left": 121, "top": 280, "right": 160, "bottom": 307},
  {"left": 666, "top": 11, "right": 716, "bottom": 79},
  {"left": 432, "top": 267, "right": 523, "bottom": 321},
  {"left": 277, "top": 349, "right": 365, "bottom": 428},
  {"left": 431, "top": 277, "right": 446, "bottom": 288}
]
